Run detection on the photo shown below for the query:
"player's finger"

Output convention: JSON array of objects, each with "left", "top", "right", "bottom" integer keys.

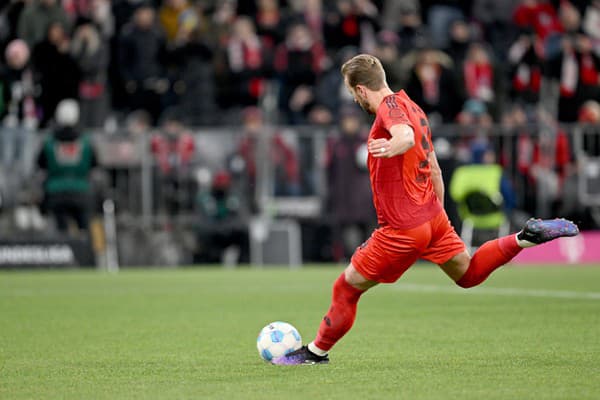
[
  {"left": 368, "top": 138, "right": 387, "bottom": 147},
  {"left": 369, "top": 145, "right": 388, "bottom": 157},
  {"left": 368, "top": 140, "right": 387, "bottom": 153},
  {"left": 369, "top": 143, "right": 386, "bottom": 152},
  {"left": 372, "top": 151, "right": 387, "bottom": 158}
]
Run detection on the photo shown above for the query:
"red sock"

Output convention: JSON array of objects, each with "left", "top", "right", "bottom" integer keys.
[
  {"left": 457, "top": 235, "right": 522, "bottom": 288},
  {"left": 313, "top": 273, "right": 365, "bottom": 352}
]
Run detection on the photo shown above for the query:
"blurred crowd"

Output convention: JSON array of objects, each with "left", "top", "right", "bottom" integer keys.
[
  {"left": 2, "top": 0, "right": 600, "bottom": 265},
  {"left": 1, "top": 0, "right": 599, "bottom": 129}
]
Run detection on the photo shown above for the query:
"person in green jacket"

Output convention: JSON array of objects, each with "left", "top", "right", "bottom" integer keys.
[{"left": 37, "top": 99, "right": 98, "bottom": 233}]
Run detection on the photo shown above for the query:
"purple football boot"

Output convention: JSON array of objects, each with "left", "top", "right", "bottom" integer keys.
[
  {"left": 271, "top": 346, "right": 329, "bottom": 365},
  {"left": 517, "top": 218, "right": 579, "bottom": 245}
]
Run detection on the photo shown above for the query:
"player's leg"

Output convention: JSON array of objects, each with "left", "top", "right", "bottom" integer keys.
[
  {"left": 272, "top": 226, "right": 425, "bottom": 365},
  {"left": 438, "top": 218, "right": 579, "bottom": 288},
  {"left": 270, "top": 263, "right": 376, "bottom": 365},
  {"left": 310, "top": 227, "right": 425, "bottom": 355},
  {"left": 310, "top": 263, "right": 378, "bottom": 352}
]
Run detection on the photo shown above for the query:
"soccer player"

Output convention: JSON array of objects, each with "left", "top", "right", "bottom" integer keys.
[{"left": 272, "top": 54, "right": 579, "bottom": 365}]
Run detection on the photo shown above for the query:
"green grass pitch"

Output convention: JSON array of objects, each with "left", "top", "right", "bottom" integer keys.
[{"left": 1, "top": 264, "right": 599, "bottom": 399}]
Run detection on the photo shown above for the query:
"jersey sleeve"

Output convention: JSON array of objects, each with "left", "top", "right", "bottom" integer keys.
[{"left": 379, "top": 95, "right": 412, "bottom": 131}]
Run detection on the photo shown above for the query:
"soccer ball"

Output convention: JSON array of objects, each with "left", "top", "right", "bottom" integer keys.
[{"left": 256, "top": 321, "right": 302, "bottom": 361}]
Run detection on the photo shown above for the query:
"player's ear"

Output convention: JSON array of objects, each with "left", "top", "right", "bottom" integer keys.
[{"left": 355, "top": 85, "right": 366, "bottom": 97}]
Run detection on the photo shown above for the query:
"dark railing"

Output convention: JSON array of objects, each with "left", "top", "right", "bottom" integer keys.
[{"left": 1, "top": 123, "right": 599, "bottom": 265}]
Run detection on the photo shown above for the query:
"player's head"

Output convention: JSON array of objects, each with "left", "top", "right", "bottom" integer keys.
[{"left": 341, "top": 54, "right": 387, "bottom": 114}]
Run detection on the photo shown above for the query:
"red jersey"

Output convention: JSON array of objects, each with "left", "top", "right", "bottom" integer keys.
[{"left": 368, "top": 90, "right": 442, "bottom": 229}]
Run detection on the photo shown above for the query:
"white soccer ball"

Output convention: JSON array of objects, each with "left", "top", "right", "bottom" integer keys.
[{"left": 256, "top": 321, "right": 302, "bottom": 361}]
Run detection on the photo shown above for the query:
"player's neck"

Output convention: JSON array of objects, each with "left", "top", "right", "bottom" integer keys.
[{"left": 369, "top": 86, "right": 395, "bottom": 111}]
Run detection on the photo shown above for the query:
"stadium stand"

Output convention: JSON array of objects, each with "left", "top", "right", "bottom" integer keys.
[{"left": 0, "top": 0, "right": 599, "bottom": 266}]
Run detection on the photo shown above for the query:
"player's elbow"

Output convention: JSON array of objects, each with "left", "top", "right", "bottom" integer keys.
[{"left": 404, "top": 135, "right": 415, "bottom": 150}]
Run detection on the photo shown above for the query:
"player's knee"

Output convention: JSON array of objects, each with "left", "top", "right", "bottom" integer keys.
[
  {"left": 453, "top": 254, "right": 475, "bottom": 288},
  {"left": 344, "top": 263, "right": 377, "bottom": 291},
  {"left": 440, "top": 251, "right": 471, "bottom": 284}
]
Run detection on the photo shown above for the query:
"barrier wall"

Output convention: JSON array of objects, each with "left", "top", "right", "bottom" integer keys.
[{"left": 0, "top": 237, "right": 95, "bottom": 268}]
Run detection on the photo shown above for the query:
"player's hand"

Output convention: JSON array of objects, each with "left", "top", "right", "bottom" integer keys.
[{"left": 368, "top": 138, "right": 392, "bottom": 158}]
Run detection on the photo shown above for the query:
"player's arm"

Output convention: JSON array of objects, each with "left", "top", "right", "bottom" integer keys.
[
  {"left": 368, "top": 124, "right": 415, "bottom": 158},
  {"left": 429, "top": 150, "right": 444, "bottom": 207}
]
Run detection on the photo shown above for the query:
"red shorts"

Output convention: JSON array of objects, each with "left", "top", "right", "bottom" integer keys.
[{"left": 351, "top": 210, "right": 466, "bottom": 283}]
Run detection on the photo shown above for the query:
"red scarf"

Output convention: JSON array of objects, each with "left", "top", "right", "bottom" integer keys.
[
  {"left": 580, "top": 53, "right": 599, "bottom": 86},
  {"left": 464, "top": 62, "right": 493, "bottom": 100},
  {"left": 513, "top": 64, "right": 541, "bottom": 93},
  {"left": 560, "top": 52, "right": 599, "bottom": 97}
]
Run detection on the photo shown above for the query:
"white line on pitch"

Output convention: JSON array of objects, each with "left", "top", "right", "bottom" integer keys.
[{"left": 389, "top": 283, "right": 600, "bottom": 300}]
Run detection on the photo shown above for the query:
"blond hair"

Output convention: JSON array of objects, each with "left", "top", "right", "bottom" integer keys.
[{"left": 340, "top": 54, "right": 386, "bottom": 90}]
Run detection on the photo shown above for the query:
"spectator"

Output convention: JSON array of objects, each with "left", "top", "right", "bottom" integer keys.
[
  {"left": 36, "top": 99, "right": 98, "bottom": 234},
  {"left": 512, "top": 109, "right": 572, "bottom": 216},
  {"left": 216, "top": 16, "right": 267, "bottom": 108},
  {"left": 62, "top": 0, "right": 93, "bottom": 19},
  {"left": 582, "top": 1, "right": 600, "bottom": 41},
  {"left": 158, "top": 0, "right": 197, "bottom": 45},
  {"left": 578, "top": 100, "right": 600, "bottom": 157},
  {"left": 306, "top": 103, "right": 335, "bottom": 126},
  {"left": 444, "top": 19, "right": 472, "bottom": 67},
  {"left": 210, "top": 0, "right": 238, "bottom": 48},
  {"left": 454, "top": 99, "right": 495, "bottom": 165},
  {"left": 1, "top": 0, "right": 28, "bottom": 47},
  {"left": 405, "top": 47, "right": 464, "bottom": 123},
  {"left": 1, "top": 39, "right": 36, "bottom": 124},
  {"left": 325, "top": 105, "right": 374, "bottom": 261},
  {"left": 0, "top": 39, "right": 37, "bottom": 171},
  {"left": 556, "top": 100, "right": 600, "bottom": 227},
  {"left": 314, "top": 45, "right": 358, "bottom": 119},
  {"left": 499, "top": 103, "right": 536, "bottom": 213},
  {"left": 579, "top": 99, "right": 600, "bottom": 126},
  {"left": 124, "top": 109, "right": 152, "bottom": 137},
  {"left": 274, "top": 22, "right": 326, "bottom": 123},
  {"left": 88, "top": 0, "right": 115, "bottom": 39},
  {"left": 545, "top": 12, "right": 600, "bottom": 122},
  {"left": 32, "top": 22, "right": 80, "bottom": 127},
  {"left": 150, "top": 109, "right": 196, "bottom": 214},
  {"left": 118, "top": 3, "right": 167, "bottom": 121},
  {"left": 288, "top": 0, "right": 324, "bottom": 42},
  {"left": 17, "top": 0, "right": 71, "bottom": 48},
  {"left": 372, "top": 32, "right": 404, "bottom": 89},
  {"left": 380, "top": 0, "right": 420, "bottom": 32},
  {"left": 112, "top": 0, "right": 144, "bottom": 36},
  {"left": 323, "top": 0, "right": 379, "bottom": 51},
  {"left": 394, "top": 8, "right": 430, "bottom": 56},
  {"left": 512, "top": 0, "right": 562, "bottom": 45},
  {"left": 195, "top": 169, "right": 249, "bottom": 264},
  {"left": 472, "top": 0, "right": 521, "bottom": 58},
  {"left": 71, "top": 18, "right": 110, "bottom": 128},
  {"left": 165, "top": 26, "right": 216, "bottom": 125},
  {"left": 461, "top": 42, "right": 501, "bottom": 118},
  {"left": 253, "top": 0, "right": 285, "bottom": 48},
  {"left": 422, "top": 0, "right": 468, "bottom": 49},
  {"left": 456, "top": 98, "right": 494, "bottom": 129},
  {"left": 507, "top": 29, "right": 543, "bottom": 106},
  {"left": 235, "top": 107, "right": 300, "bottom": 209},
  {"left": 545, "top": 1, "right": 584, "bottom": 59}
]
